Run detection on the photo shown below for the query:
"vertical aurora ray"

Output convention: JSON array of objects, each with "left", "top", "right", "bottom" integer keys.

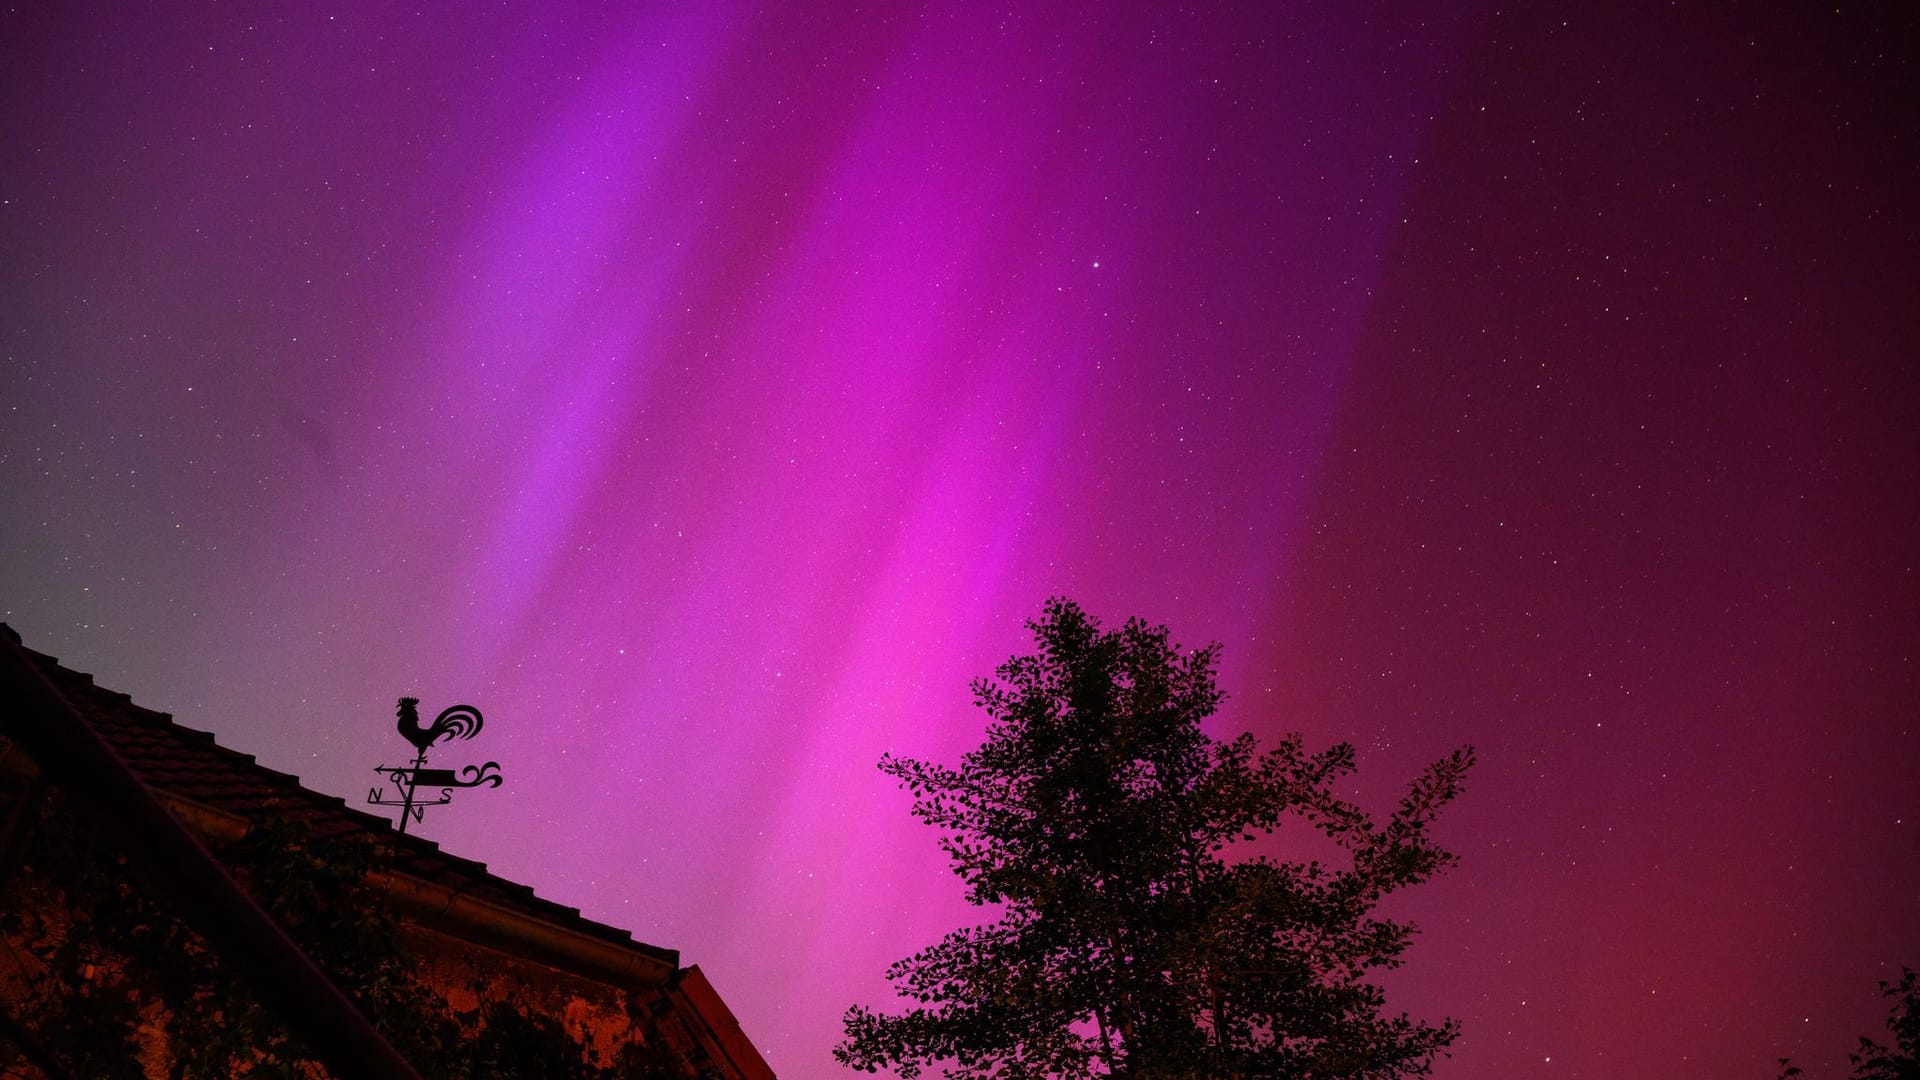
[
  {"left": 416, "top": 7, "right": 745, "bottom": 672},
  {"left": 11, "top": 2, "right": 1472, "bottom": 1069}
]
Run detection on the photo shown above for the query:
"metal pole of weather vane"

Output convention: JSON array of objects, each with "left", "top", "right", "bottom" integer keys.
[{"left": 368, "top": 697, "right": 503, "bottom": 833}]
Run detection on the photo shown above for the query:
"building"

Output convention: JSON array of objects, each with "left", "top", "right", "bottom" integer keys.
[{"left": 0, "top": 624, "right": 774, "bottom": 1080}]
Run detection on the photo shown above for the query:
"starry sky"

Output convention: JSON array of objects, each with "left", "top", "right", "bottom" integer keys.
[{"left": 3, "top": 3, "right": 1915, "bottom": 1078}]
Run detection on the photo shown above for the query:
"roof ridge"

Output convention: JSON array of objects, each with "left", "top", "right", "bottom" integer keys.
[{"left": 3, "top": 625, "right": 676, "bottom": 969}]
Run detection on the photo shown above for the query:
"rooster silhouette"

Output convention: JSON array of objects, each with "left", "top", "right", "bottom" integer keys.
[{"left": 395, "top": 697, "right": 485, "bottom": 753}]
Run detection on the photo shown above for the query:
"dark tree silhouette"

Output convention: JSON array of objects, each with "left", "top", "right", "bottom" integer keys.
[
  {"left": 837, "top": 598, "right": 1475, "bottom": 1080},
  {"left": 1780, "top": 968, "right": 1920, "bottom": 1080}
]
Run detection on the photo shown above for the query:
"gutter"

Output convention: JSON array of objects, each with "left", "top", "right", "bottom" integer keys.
[{"left": 368, "top": 868, "right": 679, "bottom": 989}]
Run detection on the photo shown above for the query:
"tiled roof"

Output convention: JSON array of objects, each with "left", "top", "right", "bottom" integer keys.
[{"left": 1, "top": 624, "right": 677, "bottom": 970}]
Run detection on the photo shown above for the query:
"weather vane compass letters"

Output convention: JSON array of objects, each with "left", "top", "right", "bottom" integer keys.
[{"left": 368, "top": 697, "right": 503, "bottom": 833}]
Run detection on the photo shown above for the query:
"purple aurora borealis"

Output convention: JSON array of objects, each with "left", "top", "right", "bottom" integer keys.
[{"left": 3, "top": 4, "right": 1914, "bottom": 1077}]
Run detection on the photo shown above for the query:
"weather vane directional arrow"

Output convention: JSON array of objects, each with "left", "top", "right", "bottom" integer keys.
[{"left": 368, "top": 697, "right": 503, "bottom": 834}]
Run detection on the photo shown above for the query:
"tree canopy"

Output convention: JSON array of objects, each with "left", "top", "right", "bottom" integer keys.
[
  {"left": 1852, "top": 968, "right": 1920, "bottom": 1079},
  {"left": 1779, "top": 967, "right": 1920, "bottom": 1080},
  {"left": 837, "top": 598, "right": 1475, "bottom": 1080}
]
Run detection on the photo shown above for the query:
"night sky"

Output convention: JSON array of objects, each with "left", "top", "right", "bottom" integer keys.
[{"left": 3, "top": 4, "right": 1915, "bottom": 1078}]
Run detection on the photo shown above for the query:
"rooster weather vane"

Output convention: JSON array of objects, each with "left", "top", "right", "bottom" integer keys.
[{"left": 367, "top": 697, "right": 503, "bottom": 833}]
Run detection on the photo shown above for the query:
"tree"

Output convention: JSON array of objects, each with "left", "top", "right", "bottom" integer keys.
[
  {"left": 1852, "top": 968, "right": 1920, "bottom": 1079},
  {"left": 836, "top": 598, "right": 1475, "bottom": 1080},
  {"left": 1779, "top": 968, "right": 1920, "bottom": 1080}
]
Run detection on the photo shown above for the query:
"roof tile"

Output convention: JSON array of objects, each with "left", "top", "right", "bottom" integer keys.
[{"left": 8, "top": 629, "right": 671, "bottom": 964}]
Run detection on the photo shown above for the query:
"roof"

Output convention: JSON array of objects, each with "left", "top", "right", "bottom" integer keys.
[
  {"left": 1, "top": 623, "right": 778, "bottom": 1080},
  {"left": 0, "top": 623, "right": 678, "bottom": 973}
]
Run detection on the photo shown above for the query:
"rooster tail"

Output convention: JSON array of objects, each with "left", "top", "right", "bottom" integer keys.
[{"left": 430, "top": 704, "right": 484, "bottom": 742}]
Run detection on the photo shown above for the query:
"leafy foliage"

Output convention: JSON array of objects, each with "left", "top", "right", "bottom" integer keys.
[
  {"left": 837, "top": 598, "right": 1474, "bottom": 1080},
  {"left": 1851, "top": 968, "right": 1920, "bottom": 1080},
  {"left": 1781, "top": 968, "right": 1920, "bottom": 1080},
  {"left": 0, "top": 787, "right": 676, "bottom": 1079}
]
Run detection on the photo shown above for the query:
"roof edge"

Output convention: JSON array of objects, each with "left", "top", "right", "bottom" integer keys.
[{"left": 371, "top": 868, "right": 680, "bottom": 987}]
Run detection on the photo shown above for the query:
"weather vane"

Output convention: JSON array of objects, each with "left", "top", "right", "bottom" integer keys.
[{"left": 367, "top": 697, "right": 503, "bottom": 833}]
